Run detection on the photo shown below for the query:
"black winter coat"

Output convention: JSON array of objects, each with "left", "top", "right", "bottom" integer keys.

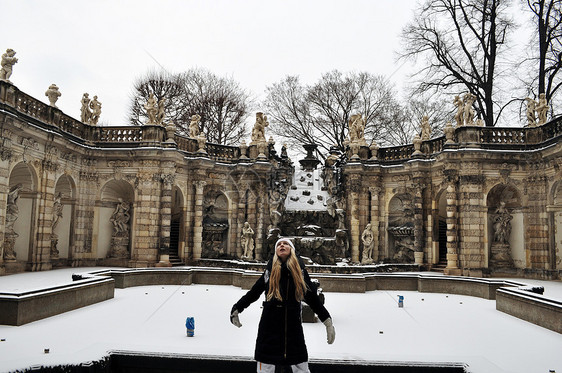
[{"left": 234, "top": 258, "right": 330, "bottom": 365}]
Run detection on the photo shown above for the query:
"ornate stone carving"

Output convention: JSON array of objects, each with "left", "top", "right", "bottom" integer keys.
[
  {"left": 250, "top": 112, "right": 268, "bottom": 144},
  {"left": 107, "top": 198, "right": 131, "bottom": 259},
  {"left": 80, "top": 93, "right": 101, "bottom": 125},
  {"left": 241, "top": 222, "right": 255, "bottom": 259},
  {"left": 525, "top": 97, "right": 537, "bottom": 126},
  {"left": 189, "top": 115, "right": 201, "bottom": 138},
  {"left": 0, "top": 48, "right": 18, "bottom": 83},
  {"left": 420, "top": 115, "right": 431, "bottom": 140},
  {"left": 45, "top": 84, "right": 61, "bottom": 108},
  {"left": 361, "top": 223, "right": 374, "bottom": 264}
]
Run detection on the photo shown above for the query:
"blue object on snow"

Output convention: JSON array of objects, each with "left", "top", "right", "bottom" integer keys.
[
  {"left": 186, "top": 317, "right": 195, "bottom": 337},
  {"left": 398, "top": 295, "right": 404, "bottom": 308}
]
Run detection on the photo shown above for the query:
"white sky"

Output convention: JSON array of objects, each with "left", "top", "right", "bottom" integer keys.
[
  {"left": 1, "top": 0, "right": 418, "bottom": 126},
  {"left": 0, "top": 268, "right": 561, "bottom": 373}
]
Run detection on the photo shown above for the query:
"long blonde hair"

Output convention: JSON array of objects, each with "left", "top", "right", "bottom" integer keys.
[{"left": 267, "top": 245, "right": 307, "bottom": 302}]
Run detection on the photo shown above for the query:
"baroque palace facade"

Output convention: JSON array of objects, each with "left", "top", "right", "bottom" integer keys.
[{"left": 0, "top": 80, "right": 561, "bottom": 279}]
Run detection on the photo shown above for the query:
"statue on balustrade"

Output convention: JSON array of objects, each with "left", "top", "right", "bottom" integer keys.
[
  {"left": 0, "top": 49, "right": 18, "bottom": 82},
  {"left": 361, "top": 223, "right": 375, "bottom": 264},
  {"left": 463, "top": 93, "right": 476, "bottom": 125},
  {"left": 241, "top": 222, "right": 255, "bottom": 259},
  {"left": 420, "top": 115, "right": 431, "bottom": 140},
  {"left": 189, "top": 114, "right": 201, "bottom": 137},
  {"left": 45, "top": 84, "right": 61, "bottom": 108},
  {"left": 454, "top": 95, "right": 464, "bottom": 127},
  {"left": 251, "top": 112, "right": 269, "bottom": 144},
  {"left": 156, "top": 97, "right": 166, "bottom": 125},
  {"left": 348, "top": 114, "right": 367, "bottom": 145},
  {"left": 525, "top": 97, "right": 537, "bottom": 126},
  {"left": 90, "top": 96, "right": 102, "bottom": 125},
  {"left": 145, "top": 93, "right": 158, "bottom": 124},
  {"left": 537, "top": 93, "right": 549, "bottom": 125},
  {"left": 80, "top": 93, "right": 92, "bottom": 123}
]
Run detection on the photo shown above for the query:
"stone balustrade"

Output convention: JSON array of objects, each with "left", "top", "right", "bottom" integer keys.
[{"left": 2, "top": 80, "right": 562, "bottom": 164}]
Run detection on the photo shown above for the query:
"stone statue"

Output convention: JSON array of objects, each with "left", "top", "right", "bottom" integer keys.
[
  {"left": 110, "top": 198, "right": 130, "bottom": 234},
  {"left": 89, "top": 95, "right": 102, "bottom": 125},
  {"left": 251, "top": 112, "right": 269, "bottom": 144},
  {"left": 525, "top": 97, "right": 537, "bottom": 126},
  {"left": 453, "top": 95, "right": 464, "bottom": 127},
  {"left": 241, "top": 222, "right": 255, "bottom": 259},
  {"left": 189, "top": 114, "right": 201, "bottom": 137},
  {"left": 361, "top": 223, "right": 375, "bottom": 264},
  {"left": 0, "top": 49, "right": 18, "bottom": 82},
  {"left": 156, "top": 97, "right": 166, "bottom": 125},
  {"left": 80, "top": 93, "right": 92, "bottom": 123},
  {"left": 420, "top": 115, "right": 431, "bottom": 140},
  {"left": 45, "top": 84, "right": 61, "bottom": 108},
  {"left": 6, "top": 183, "right": 23, "bottom": 232},
  {"left": 145, "top": 93, "right": 158, "bottom": 124},
  {"left": 348, "top": 114, "right": 366, "bottom": 145},
  {"left": 51, "top": 192, "right": 63, "bottom": 231},
  {"left": 463, "top": 93, "right": 476, "bottom": 125},
  {"left": 536, "top": 93, "right": 549, "bottom": 125},
  {"left": 493, "top": 202, "right": 512, "bottom": 244}
]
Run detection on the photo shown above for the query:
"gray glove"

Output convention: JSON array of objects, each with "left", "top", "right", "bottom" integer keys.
[
  {"left": 323, "top": 317, "right": 335, "bottom": 344},
  {"left": 230, "top": 307, "right": 242, "bottom": 328}
]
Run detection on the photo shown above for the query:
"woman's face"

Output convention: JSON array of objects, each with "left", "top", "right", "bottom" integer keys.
[{"left": 275, "top": 240, "right": 291, "bottom": 261}]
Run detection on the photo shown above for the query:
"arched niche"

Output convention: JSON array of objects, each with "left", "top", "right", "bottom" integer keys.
[
  {"left": 52, "top": 174, "right": 77, "bottom": 260},
  {"left": 386, "top": 193, "right": 415, "bottom": 263},
  {"left": 97, "top": 180, "right": 135, "bottom": 259},
  {"left": 486, "top": 184, "right": 524, "bottom": 269},
  {"left": 171, "top": 185, "right": 185, "bottom": 262},
  {"left": 433, "top": 188, "right": 448, "bottom": 265},
  {"left": 202, "top": 188, "right": 230, "bottom": 258},
  {"left": 550, "top": 181, "right": 562, "bottom": 270},
  {"left": 6, "top": 162, "right": 37, "bottom": 263}
]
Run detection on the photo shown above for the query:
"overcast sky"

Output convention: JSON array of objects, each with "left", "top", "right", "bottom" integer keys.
[{"left": 2, "top": 0, "right": 419, "bottom": 126}]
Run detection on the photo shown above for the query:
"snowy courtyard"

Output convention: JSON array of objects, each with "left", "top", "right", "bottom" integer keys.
[{"left": 0, "top": 268, "right": 561, "bottom": 373}]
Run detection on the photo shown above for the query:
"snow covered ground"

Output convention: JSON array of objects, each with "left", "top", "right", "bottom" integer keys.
[{"left": 0, "top": 268, "right": 561, "bottom": 373}]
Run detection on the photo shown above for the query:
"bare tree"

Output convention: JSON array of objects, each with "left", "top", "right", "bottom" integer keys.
[
  {"left": 400, "top": 0, "right": 514, "bottom": 127},
  {"left": 178, "top": 69, "right": 253, "bottom": 145},
  {"left": 525, "top": 0, "right": 562, "bottom": 103},
  {"left": 128, "top": 68, "right": 253, "bottom": 146},
  {"left": 263, "top": 71, "right": 395, "bottom": 158},
  {"left": 128, "top": 70, "right": 186, "bottom": 126}
]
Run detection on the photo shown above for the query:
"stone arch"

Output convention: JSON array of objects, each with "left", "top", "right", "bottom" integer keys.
[
  {"left": 430, "top": 188, "right": 448, "bottom": 266},
  {"left": 202, "top": 187, "right": 231, "bottom": 258},
  {"left": 386, "top": 192, "right": 415, "bottom": 263},
  {"left": 51, "top": 174, "right": 77, "bottom": 262},
  {"left": 486, "top": 183, "right": 524, "bottom": 269},
  {"left": 549, "top": 180, "right": 562, "bottom": 270},
  {"left": 170, "top": 185, "right": 185, "bottom": 262},
  {"left": 4, "top": 162, "right": 38, "bottom": 264},
  {"left": 96, "top": 179, "right": 135, "bottom": 260}
]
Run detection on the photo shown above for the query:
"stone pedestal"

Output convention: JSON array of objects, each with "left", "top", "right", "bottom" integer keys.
[
  {"left": 444, "top": 253, "right": 462, "bottom": 275},
  {"left": 50, "top": 234, "right": 59, "bottom": 259},
  {"left": 156, "top": 253, "right": 172, "bottom": 267},
  {"left": 490, "top": 243, "right": 513, "bottom": 268},
  {"left": 3, "top": 233, "right": 17, "bottom": 261},
  {"left": 108, "top": 235, "right": 129, "bottom": 258},
  {"left": 414, "top": 251, "right": 424, "bottom": 265}
]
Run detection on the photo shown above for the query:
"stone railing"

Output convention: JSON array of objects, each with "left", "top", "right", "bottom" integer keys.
[{"left": 3, "top": 80, "right": 562, "bottom": 163}]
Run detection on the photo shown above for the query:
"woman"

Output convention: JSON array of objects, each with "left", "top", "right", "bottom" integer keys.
[{"left": 230, "top": 238, "right": 335, "bottom": 373}]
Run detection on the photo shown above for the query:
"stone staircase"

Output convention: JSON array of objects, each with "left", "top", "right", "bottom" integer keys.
[{"left": 169, "top": 220, "right": 183, "bottom": 266}]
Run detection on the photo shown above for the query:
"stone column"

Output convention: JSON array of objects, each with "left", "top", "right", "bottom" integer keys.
[
  {"left": 369, "top": 186, "right": 380, "bottom": 262},
  {"left": 192, "top": 181, "right": 206, "bottom": 261},
  {"left": 33, "top": 158, "right": 58, "bottom": 271},
  {"left": 183, "top": 183, "right": 194, "bottom": 262},
  {"left": 445, "top": 182, "right": 461, "bottom": 275},
  {"left": 255, "top": 185, "right": 266, "bottom": 261},
  {"left": 156, "top": 174, "right": 174, "bottom": 267},
  {"left": 236, "top": 186, "right": 248, "bottom": 258},
  {"left": 413, "top": 182, "right": 424, "bottom": 265},
  {"left": 349, "top": 176, "right": 361, "bottom": 263}
]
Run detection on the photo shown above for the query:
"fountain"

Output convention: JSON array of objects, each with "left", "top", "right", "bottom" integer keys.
[{"left": 271, "top": 144, "right": 348, "bottom": 265}]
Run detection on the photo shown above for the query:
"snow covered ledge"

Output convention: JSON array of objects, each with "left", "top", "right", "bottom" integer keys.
[{"left": 0, "top": 274, "right": 114, "bottom": 326}]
